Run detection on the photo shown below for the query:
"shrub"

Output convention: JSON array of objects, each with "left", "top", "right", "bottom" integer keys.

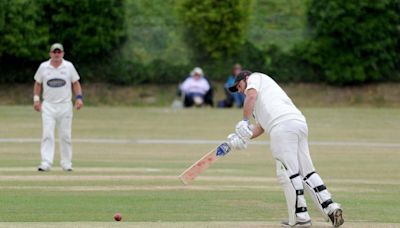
[
  {"left": 300, "top": 0, "right": 400, "bottom": 84},
  {"left": 40, "top": 0, "right": 126, "bottom": 61},
  {"left": 178, "top": 0, "right": 252, "bottom": 64},
  {"left": 0, "top": 0, "right": 127, "bottom": 83},
  {"left": 0, "top": 0, "right": 48, "bottom": 61}
]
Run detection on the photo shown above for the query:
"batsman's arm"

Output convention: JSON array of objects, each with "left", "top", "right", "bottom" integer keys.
[
  {"left": 73, "top": 81, "right": 83, "bottom": 110},
  {"left": 243, "top": 88, "right": 257, "bottom": 121},
  {"left": 33, "top": 82, "right": 42, "bottom": 112},
  {"left": 251, "top": 123, "right": 264, "bottom": 139}
]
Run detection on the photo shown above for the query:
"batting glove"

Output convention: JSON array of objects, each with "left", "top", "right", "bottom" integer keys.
[
  {"left": 227, "top": 133, "right": 248, "bottom": 150},
  {"left": 235, "top": 120, "right": 254, "bottom": 140}
]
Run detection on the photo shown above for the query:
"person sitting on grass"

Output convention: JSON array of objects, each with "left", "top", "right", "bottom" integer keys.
[
  {"left": 180, "top": 67, "right": 212, "bottom": 107},
  {"left": 218, "top": 63, "right": 245, "bottom": 108}
]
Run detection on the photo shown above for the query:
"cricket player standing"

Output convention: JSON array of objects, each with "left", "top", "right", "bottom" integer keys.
[
  {"left": 227, "top": 71, "right": 344, "bottom": 227},
  {"left": 33, "top": 43, "right": 83, "bottom": 172}
]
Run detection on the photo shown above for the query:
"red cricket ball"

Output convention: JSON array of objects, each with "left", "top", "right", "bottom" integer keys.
[{"left": 114, "top": 212, "right": 122, "bottom": 221}]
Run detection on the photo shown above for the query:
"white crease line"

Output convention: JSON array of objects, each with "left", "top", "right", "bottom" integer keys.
[
  {"left": 0, "top": 175, "right": 399, "bottom": 185},
  {"left": 137, "top": 139, "right": 221, "bottom": 145},
  {"left": 0, "top": 185, "right": 390, "bottom": 193},
  {"left": 0, "top": 138, "right": 399, "bottom": 148}
]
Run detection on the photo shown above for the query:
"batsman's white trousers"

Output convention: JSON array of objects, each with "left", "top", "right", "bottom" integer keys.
[
  {"left": 270, "top": 119, "right": 315, "bottom": 177},
  {"left": 40, "top": 101, "right": 73, "bottom": 169},
  {"left": 270, "top": 119, "right": 338, "bottom": 223}
]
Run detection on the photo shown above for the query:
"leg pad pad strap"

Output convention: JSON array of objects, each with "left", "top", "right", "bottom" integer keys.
[
  {"left": 314, "top": 185, "right": 327, "bottom": 192},
  {"left": 296, "top": 207, "right": 308, "bottom": 213}
]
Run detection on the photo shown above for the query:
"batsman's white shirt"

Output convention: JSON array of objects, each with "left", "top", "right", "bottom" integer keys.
[
  {"left": 245, "top": 72, "right": 305, "bottom": 132},
  {"left": 34, "top": 59, "right": 80, "bottom": 103}
]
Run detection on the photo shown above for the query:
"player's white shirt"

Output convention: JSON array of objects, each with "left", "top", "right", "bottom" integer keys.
[
  {"left": 245, "top": 72, "right": 305, "bottom": 132},
  {"left": 34, "top": 59, "right": 80, "bottom": 104},
  {"left": 180, "top": 76, "right": 210, "bottom": 95}
]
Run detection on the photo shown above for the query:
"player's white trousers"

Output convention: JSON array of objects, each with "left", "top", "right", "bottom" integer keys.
[
  {"left": 40, "top": 101, "right": 73, "bottom": 169},
  {"left": 270, "top": 119, "right": 339, "bottom": 224},
  {"left": 270, "top": 119, "right": 315, "bottom": 178}
]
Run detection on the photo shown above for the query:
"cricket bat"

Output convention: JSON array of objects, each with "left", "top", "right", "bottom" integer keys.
[{"left": 179, "top": 142, "right": 231, "bottom": 185}]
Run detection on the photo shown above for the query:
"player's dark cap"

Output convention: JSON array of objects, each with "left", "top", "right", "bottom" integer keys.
[{"left": 228, "top": 70, "right": 252, "bottom": 93}]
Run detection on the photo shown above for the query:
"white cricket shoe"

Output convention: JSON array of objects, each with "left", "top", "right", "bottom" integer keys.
[
  {"left": 62, "top": 166, "right": 73, "bottom": 172},
  {"left": 37, "top": 165, "right": 50, "bottom": 172},
  {"left": 281, "top": 220, "right": 312, "bottom": 228}
]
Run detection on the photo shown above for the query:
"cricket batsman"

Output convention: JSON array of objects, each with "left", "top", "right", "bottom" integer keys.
[
  {"left": 226, "top": 71, "right": 344, "bottom": 227},
  {"left": 33, "top": 43, "right": 83, "bottom": 172}
]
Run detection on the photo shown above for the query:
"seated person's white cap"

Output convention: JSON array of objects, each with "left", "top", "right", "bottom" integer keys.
[{"left": 191, "top": 67, "right": 204, "bottom": 77}]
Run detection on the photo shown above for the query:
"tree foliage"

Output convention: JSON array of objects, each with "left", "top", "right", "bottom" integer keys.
[
  {"left": 0, "top": 0, "right": 126, "bottom": 83},
  {"left": 300, "top": 0, "right": 400, "bottom": 84},
  {"left": 1, "top": 0, "right": 400, "bottom": 85},
  {"left": 178, "top": 0, "right": 252, "bottom": 63},
  {"left": 0, "top": 0, "right": 49, "bottom": 60},
  {"left": 40, "top": 0, "right": 126, "bottom": 61},
  {"left": 0, "top": 0, "right": 125, "bottom": 62}
]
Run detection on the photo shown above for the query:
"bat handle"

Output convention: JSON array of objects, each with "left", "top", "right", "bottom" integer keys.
[{"left": 216, "top": 142, "right": 231, "bottom": 156}]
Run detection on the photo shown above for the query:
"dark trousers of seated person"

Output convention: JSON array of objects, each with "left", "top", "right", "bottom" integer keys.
[{"left": 184, "top": 93, "right": 205, "bottom": 107}]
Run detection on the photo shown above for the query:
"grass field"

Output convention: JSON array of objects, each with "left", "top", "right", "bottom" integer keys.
[{"left": 0, "top": 106, "right": 399, "bottom": 227}]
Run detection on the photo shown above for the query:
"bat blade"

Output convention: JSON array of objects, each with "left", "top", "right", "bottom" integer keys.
[{"left": 179, "top": 142, "right": 231, "bottom": 185}]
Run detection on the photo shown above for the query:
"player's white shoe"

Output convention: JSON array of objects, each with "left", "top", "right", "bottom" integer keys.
[
  {"left": 329, "top": 208, "right": 344, "bottom": 227},
  {"left": 62, "top": 166, "right": 73, "bottom": 172},
  {"left": 37, "top": 165, "right": 50, "bottom": 172},
  {"left": 281, "top": 220, "right": 312, "bottom": 228}
]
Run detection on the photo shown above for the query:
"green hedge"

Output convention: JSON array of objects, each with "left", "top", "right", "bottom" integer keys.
[
  {"left": 1, "top": 0, "right": 399, "bottom": 85},
  {"left": 0, "top": 0, "right": 48, "bottom": 61},
  {"left": 298, "top": 0, "right": 400, "bottom": 85},
  {"left": 40, "top": 0, "right": 126, "bottom": 62},
  {"left": 178, "top": 0, "right": 252, "bottom": 65},
  {"left": 0, "top": 0, "right": 126, "bottom": 83}
]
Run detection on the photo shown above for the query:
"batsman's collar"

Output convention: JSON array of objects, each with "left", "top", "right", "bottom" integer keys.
[{"left": 228, "top": 70, "right": 253, "bottom": 93}]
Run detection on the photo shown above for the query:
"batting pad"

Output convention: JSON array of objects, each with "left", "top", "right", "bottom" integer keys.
[
  {"left": 303, "top": 171, "right": 338, "bottom": 221},
  {"left": 276, "top": 160, "right": 310, "bottom": 226}
]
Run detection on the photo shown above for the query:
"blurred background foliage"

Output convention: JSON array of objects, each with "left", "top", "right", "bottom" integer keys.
[
  {"left": 0, "top": 0, "right": 399, "bottom": 85},
  {"left": 297, "top": 0, "right": 400, "bottom": 85}
]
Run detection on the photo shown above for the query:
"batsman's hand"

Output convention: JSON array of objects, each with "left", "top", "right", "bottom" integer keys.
[
  {"left": 75, "top": 99, "right": 83, "bottom": 110},
  {"left": 33, "top": 101, "right": 41, "bottom": 112},
  {"left": 235, "top": 120, "right": 254, "bottom": 140},
  {"left": 227, "top": 133, "right": 248, "bottom": 150}
]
